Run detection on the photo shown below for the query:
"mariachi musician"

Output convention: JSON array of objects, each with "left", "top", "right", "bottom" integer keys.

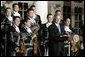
[
  {"left": 25, "top": 8, "right": 41, "bottom": 56},
  {"left": 6, "top": 16, "right": 20, "bottom": 56},
  {"left": 1, "top": 7, "right": 13, "bottom": 56},
  {"left": 41, "top": 13, "right": 53, "bottom": 56},
  {"left": 64, "top": 18, "right": 80, "bottom": 56},
  {"left": 64, "top": 18, "right": 72, "bottom": 56},
  {"left": 12, "top": 3, "right": 21, "bottom": 17},
  {"left": 30, "top": 5, "right": 41, "bottom": 27},
  {"left": 20, "top": 18, "right": 33, "bottom": 56}
]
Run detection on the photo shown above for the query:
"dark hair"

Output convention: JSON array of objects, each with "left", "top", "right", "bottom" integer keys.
[
  {"left": 55, "top": 10, "right": 61, "bottom": 13},
  {"left": 13, "top": 16, "right": 20, "bottom": 21},
  {"left": 27, "top": 8, "right": 34, "bottom": 13},
  {"left": 64, "top": 18, "right": 71, "bottom": 22},
  {"left": 30, "top": 5, "right": 36, "bottom": 8},
  {"left": 47, "top": 13, "right": 52, "bottom": 18},
  {"left": 23, "top": 18, "right": 30, "bottom": 24},
  {"left": 5, "top": 7, "right": 11, "bottom": 12},
  {"left": 12, "top": 3, "right": 19, "bottom": 8}
]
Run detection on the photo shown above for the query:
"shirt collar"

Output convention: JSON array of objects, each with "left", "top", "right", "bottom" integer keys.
[{"left": 55, "top": 23, "right": 59, "bottom": 27}]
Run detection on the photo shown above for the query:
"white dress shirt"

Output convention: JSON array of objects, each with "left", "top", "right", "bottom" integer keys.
[
  {"left": 46, "top": 22, "right": 52, "bottom": 28},
  {"left": 13, "top": 11, "right": 20, "bottom": 17},
  {"left": 7, "top": 16, "right": 13, "bottom": 26},
  {"left": 7, "top": 16, "right": 13, "bottom": 22},
  {"left": 25, "top": 26, "right": 32, "bottom": 34},
  {"left": 55, "top": 23, "right": 61, "bottom": 33},
  {"left": 64, "top": 26, "right": 72, "bottom": 33},
  {"left": 14, "top": 25, "right": 20, "bottom": 33}
]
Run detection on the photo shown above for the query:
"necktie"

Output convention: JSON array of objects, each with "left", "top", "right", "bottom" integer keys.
[{"left": 58, "top": 24, "right": 61, "bottom": 34}]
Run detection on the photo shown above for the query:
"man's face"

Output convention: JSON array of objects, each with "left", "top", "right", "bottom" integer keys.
[
  {"left": 56, "top": 11, "right": 62, "bottom": 17},
  {"left": 55, "top": 15, "right": 61, "bottom": 24},
  {"left": 25, "top": 20, "right": 31, "bottom": 27},
  {"left": 14, "top": 5, "right": 19, "bottom": 12},
  {"left": 47, "top": 15, "right": 53, "bottom": 23},
  {"left": 14, "top": 18, "right": 20, "bottom": 26},
  {"left": 27, "top": 10, "right": 34, "bottom": 18},
  {"left": 6, "top": 9, "right": 11, "bottom": 16}
]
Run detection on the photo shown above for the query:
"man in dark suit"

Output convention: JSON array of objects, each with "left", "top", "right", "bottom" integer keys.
[{"left": 48, "top": 10, "right": 67, "bottom": 56}]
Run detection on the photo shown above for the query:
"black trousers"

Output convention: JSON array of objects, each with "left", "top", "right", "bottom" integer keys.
[{"left": 49, "top": 41, "right": 65, "bottom": 56}]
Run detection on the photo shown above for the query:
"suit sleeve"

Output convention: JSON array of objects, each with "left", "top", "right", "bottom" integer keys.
[{"left": 48, "top": 25, "right": 68, "bottom": 41}]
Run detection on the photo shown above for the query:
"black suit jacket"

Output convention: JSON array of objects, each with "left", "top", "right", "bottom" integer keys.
[
  {"left": 35, "top": 14, "right": 41, "bottom": 26},
  {"left": 7, "top": 25, "right": 20, "bottom": 51},
  {"left": 1, "top": 16, "right": 12, "bottom": 30},
  {"left": 1, "top": 16, "right": 12, "bottom": 25},
  {"left": 20, "top": 26, "right": 32, "bottom": 43},
  {"left": 48, "top": 23, "right": 67, "bottom": 42},
  {"left": 41, "top": 23, "right": 49, "bottom": 41},
  {"left": 48, "top": 23, "right": 67, "bottom": 56},
  {"left": 25, "top": 14, "right": 41, "bottom": 26}
]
